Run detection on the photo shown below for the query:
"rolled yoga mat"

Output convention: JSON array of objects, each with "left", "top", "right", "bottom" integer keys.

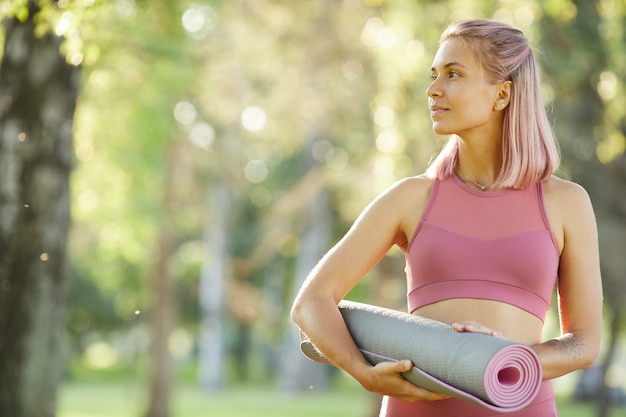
[{"left": 300, "top": 300, "right": 543, "bottom": 413}]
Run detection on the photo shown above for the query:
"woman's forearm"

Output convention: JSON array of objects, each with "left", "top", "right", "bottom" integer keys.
[
  {"left": 290, "top": 294, "right": 372, "bottom": 380},
  {"left": 533, "top": 331, "right": 599, "bottom": 380}
]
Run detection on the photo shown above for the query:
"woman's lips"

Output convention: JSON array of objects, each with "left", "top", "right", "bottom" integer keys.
[{"left": 429, "top": 106, "right": 448, "bottom": 117}]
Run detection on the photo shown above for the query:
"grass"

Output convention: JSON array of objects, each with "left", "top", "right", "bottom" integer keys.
[
  {"left": 58, "top": 379, "right": 374, "bottom": 417},
  {"left": 58, "top": 378, "right": 626, "bottom": 417},
  {"left": 58, "top": 361, "right": 626, "bottom": 417}
]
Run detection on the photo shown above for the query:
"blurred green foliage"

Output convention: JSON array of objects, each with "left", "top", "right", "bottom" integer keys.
[{"left": 6, "top": 0, "right": 619, "bottom": 395}]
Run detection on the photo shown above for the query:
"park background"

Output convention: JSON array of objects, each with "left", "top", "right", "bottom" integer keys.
[{"left": 0, "top": 0, "right": 625, "bottom": 416}]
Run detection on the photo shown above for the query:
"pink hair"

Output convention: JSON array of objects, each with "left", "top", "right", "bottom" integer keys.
[{"left": 425, "top": 19, "right": 560, "bottom": 189}]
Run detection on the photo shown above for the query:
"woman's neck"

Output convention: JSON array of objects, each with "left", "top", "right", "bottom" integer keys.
[{"left": 455, "top": 133, "right": 503, "bottom": 188}]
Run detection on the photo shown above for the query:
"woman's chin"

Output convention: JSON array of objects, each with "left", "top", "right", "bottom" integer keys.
[{"left": 432, "top": 125, "right": 454, "bottom": 135}]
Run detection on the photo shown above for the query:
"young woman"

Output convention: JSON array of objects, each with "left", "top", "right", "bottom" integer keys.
[{"left": 290, "top": 19, "right": 602, "bottom": 416}]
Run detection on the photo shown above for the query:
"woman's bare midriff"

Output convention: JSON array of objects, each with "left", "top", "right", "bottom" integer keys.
[{"left": 412, "top": 298, "right": 544, "bottom": 345}]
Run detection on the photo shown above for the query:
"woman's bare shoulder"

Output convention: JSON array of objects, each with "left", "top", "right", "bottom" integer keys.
[
  {"left": 384, "top": 175, "right": 435, "bottom": 206},
  {"left": 378, "top": 175, "right": 435, "bottom": 249},
  {"left": 543, "top": 175, "right": 592, "bottom": 205},
  {"left": 390, "top": 174, "right": 435, "bottom": 193},
  {"left": 543, "top": 175, "right": 596, "bottom": 229}
]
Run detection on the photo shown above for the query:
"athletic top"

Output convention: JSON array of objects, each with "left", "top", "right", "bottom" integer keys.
[{"left": 405, "top": 175, "right": 559, "bottom": 322}]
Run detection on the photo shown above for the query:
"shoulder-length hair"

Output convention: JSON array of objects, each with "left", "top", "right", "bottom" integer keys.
[{"left": 425, "top": 19, "right": 560, "bottom": 189}]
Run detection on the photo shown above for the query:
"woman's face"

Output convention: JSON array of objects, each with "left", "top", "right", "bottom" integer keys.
[{"left": 427, "top": 38, "right": 504, "bottom": 138}]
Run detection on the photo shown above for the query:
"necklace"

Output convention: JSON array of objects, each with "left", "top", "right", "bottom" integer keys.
[{"left": 461, "top": 173, "right": 489, "bottom": 191}]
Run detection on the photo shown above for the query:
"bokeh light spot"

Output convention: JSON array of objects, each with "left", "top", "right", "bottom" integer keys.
[
  {"left": 597, "top": 71, "right": 617, "bottom": 101},
  {"left": 514, "top": 6, "right": 535, "bottom": 26},
  {"left": 182, "top": 5, "right": 216, "bottom": 38},
  {"left": 78, "top": 190, "right": 98, "bottom": 212},
  {"left": 244, "top": 159, "right": 268, "bottom": 183},
  {"left": 189, "top": 121, "right": 215, "bottom": 150},
  {"left": 311, "top": 139, "right": 333, "bottom": 163},
  {"left": 241, "top": 106, "right": 267, "bottom": 132},
  {"left": 326, "top": 147, "right": 349, "bottom": 170},
  {"left": 376, "top": 132, "right": 397, "bottom": 153},
  {"left": 84, "top": 342, "right": 118, "bottom": 369},
  {"left": 174, "top": 101, "right": 197, "bottom": 126},
  {"left": 373, "top": 106, "right": 395, "bottom": 128},
  {"left": 493, "top": 8, "right": 514, "bottom": 25}
]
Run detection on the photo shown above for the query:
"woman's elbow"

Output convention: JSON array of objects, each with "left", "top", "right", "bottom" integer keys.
[
  {"left": 290, "top": 297, "right": 304, "bottom": 326},
  {"left": 581, "top": 343, "right": 601, "bottom": 369},
  {"left": 290, "top": 291, "right": 334, "bottom": 328},
  {"left": 290, "top": 291, "right": 314, "bottom": 327},
  {"left": 575, "top": 330, "right": 601, "bottom": 370}
]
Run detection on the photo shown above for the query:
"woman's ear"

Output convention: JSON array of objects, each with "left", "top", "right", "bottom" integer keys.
[{"left": 494, "top": 80, "right": 512, "bottom": 111}]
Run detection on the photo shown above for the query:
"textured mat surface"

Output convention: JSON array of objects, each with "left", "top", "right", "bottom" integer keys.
[{"left": 300, "top": 300, "right": 542, "bottom": 413}]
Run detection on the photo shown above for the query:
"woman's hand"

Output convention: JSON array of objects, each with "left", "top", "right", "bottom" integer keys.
[
  {"left": 357, "top": 360, "right": 450, "bottom": 402},
  {"left": 452, "top": 321, "right": 504, "bottom": 338}
]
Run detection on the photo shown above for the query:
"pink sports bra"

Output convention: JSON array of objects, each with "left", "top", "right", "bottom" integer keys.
[{"left": 405, "top": 175, "right": 559, "bottom": 322}]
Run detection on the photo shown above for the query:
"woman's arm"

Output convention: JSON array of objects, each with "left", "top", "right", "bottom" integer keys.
[
  {"left": 290, "top": 178, "right": 446, "bottom": 401},
  {"left": 533, "top": 180, "right": 603, "bottom": 379}
]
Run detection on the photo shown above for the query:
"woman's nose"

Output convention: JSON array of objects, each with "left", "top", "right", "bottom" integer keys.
[{"left": 426, "top": 80, "right": 442, "bottom": 98}]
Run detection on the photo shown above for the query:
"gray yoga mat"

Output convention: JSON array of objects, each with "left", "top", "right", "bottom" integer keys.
[{"left": 300, "top": 300, "right": 542, "bottom": 413}]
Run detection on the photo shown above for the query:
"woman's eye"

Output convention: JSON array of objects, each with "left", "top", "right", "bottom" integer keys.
[
  {"left": 449, "top": 71, "right": 460, "bottom": 78},
  {"left": 430, "top": 74, "right": 438, "bottom": 81}
]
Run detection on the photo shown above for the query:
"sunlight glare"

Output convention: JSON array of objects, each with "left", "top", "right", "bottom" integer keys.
[
  {"left": 189, "top": 121, "right": 215, "bottom": 150},
  {"left": 182, "top": 5, "right": 216, "bottom": 38},
  {"left": 244, "top": 159, "right": 268, "bottom": 183},
  {"left": 376, "top": 27, "right": 396, "bottom": 49},
  {"left": 361, "top": 17, "right": 385, "bottom": 47},
  {"left": 182, "top": 8, "right": 205, "bottom": 33},
  {"left": 596, "top": 132, "right": 625, "bottom": 164},
  {"left": 78, "top": 190, "right": 98, "bottom": 212},
  {"left": 514, "top": 6, "right": 535, "bottom": 26},
  {"left": 597, "top": 71, "right": 617, "bottom": 101},
  {"left": 115, "top": 0, "right": 136, "bottom": 18},
  {"left": 241, "top": 106, "right": 267, "bottom": 132},
  {"left": 373, "top": 106, "right": 395, "bottom": 128},
  {"left": 325, "top": 147, "right": 349, "bottom": 170},
  {"left": 84, "top": 342, "right": 118, "bottom": 369},
  {"left": 373, "top": 155, "right": 395, "bottom": 181},
  {"left": 55, "top": 12, "right": 73, "bottom": 36},
  {"left": 174, "top": 101, "right": 197, "bottom": 126},
  {"left": 493, "top": 8, "right": 514, "bottom": 25},
  {"left": 375, "top": 132, "right": 397, "bottom": 153}
]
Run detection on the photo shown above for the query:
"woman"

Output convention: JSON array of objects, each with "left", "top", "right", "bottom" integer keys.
[{"left": 290, "top": 19, "right": 602, "bottom": 417}]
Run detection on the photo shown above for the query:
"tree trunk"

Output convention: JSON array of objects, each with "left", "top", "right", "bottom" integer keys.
[
  {"left": 198, "top": 181, "right": 231, "bottom": 390},
  {"left": 143, "top": 230, "right": 175, "bottom": 417},
  {"left": 144, "top": 145, "right": 180, "bottom": 417},
  {"left": 279, "top": 185, "right": 332, "bottom": 393},
  {"left": 0, "top": 3, "right": 79, "bottom": 417},
  {"left": 596, "top": 307, "right": 623, "bottom": 417}
]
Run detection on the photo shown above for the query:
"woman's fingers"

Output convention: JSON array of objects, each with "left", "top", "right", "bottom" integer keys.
[
  {"left": 452, "top": 321, "right": 504, "bottom": 338},
  {"left": 371, "top": 361, "right": 450, "bottom": 402}
]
